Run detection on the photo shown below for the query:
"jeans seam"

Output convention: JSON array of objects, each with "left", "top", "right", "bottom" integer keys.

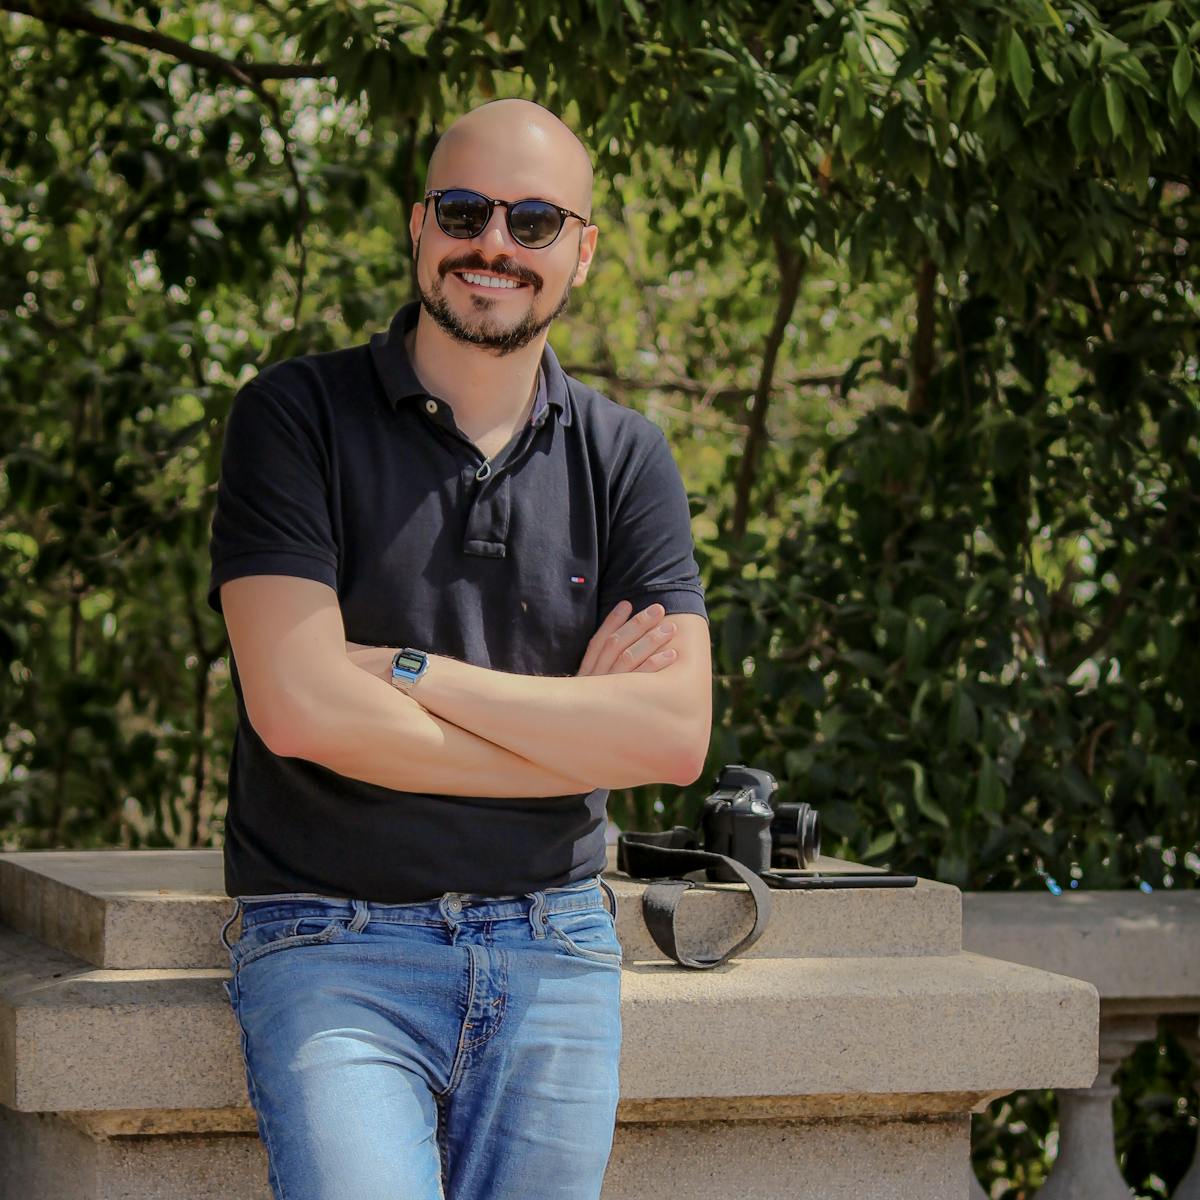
[
  {"left": 462, "top": 993, "right": 507, "bottom": 1052},
  {"left": 439, "top": 946, "right": 478, "bottom": 1098},
  {"left": 229, "top": 970, "right": 291, "bottom": 1200},
  {"left": 547, "top": 924, "right": 623, "bottom": 966}
]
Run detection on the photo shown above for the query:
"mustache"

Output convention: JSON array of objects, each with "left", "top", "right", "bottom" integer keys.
[{"left": 439, "top": 252, "right": 543, "bottom": 293}]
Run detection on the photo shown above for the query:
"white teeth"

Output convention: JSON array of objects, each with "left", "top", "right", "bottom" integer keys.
[{"left": 461, "top": 271, "right": 521, "bottom": 289}]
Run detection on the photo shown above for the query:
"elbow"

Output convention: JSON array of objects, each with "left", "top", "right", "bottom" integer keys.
[
  {"left": 660, "top": 721, "right": 712, "bottom": 787},
  {"left": 663, "top": 749, "right": 707, "bottom": 788},
  {"left": 258, "top": 716, "right": 310, "bottom": 761},
  {"left": 253, "top": 697, "right": 321, "bottom": 762}
]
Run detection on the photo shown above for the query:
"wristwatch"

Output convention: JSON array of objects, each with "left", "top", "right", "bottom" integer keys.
[{"left": 390, "top": 648, "right": 429, "bottom": 692}]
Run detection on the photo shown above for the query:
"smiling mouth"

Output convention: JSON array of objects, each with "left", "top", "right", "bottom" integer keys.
[{"left": 453, "top": 270, "right": 528, "bottom": 291}]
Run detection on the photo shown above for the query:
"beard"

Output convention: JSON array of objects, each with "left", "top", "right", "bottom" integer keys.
[{"left": 416, "top": 240, "right": 578, "bottom": 356}]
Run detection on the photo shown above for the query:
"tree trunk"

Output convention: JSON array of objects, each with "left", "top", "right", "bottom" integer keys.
[
  {"left": 729, "top": 234, "right": 804, "bottom": 541},
  {"left": 909, "top": 255, "right": 937, "bottom": 416}
]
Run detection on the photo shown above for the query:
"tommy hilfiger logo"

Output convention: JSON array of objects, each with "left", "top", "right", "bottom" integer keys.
[{"left": 569, "top": 575, "right": 587, "bottom": 585}]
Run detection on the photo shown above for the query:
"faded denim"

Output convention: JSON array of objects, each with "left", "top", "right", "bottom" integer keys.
[{"left": 219, "top": 875, "right": 623, "bottom": 1200}]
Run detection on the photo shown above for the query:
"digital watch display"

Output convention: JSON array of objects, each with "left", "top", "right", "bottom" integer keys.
[{"left": 390, "top": 648, "right": 429, "bottom": 691}]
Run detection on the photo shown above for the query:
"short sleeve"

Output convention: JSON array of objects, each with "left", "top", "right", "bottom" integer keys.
[
  {"left": 206, "top": 379, "right": 339, "bottom": 616},
  {"left": 598, "top": 424, "right": 708, "bottom": 622}
]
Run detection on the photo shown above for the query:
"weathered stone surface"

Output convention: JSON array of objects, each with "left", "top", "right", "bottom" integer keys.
[
  {"left": 0, "top": 850, "right": 227, "bottom": 971},
  {"left": 0, "top": 1104, "right": 271, "bottom": 1200},
  {"left": 0, "top": 920, "right": 1096, "bottom": 1113},
  {"left": 0, "top": 850, "right": 1104, "bottom": 1200},
  {"left": 0, "top": 848, "right": 960, "bottom": 969},
  {"left": 962, "top": 890, "right": 1200, "bottom": 1010},
  {"left": 603, "top": 1114, "right": 971, "bottom": 1200},
  {"left": 0, "top": 1103, "right": 972, "bottom": 1200}
]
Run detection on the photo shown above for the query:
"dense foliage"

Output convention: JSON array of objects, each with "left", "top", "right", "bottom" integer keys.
[{"left": 1, "top": 3, "right": 1197, "bottom": 1193}]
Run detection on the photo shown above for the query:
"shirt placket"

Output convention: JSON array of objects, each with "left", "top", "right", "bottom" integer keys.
[{"left": 419, "top": 397, "right": 545, "bottom": 560}]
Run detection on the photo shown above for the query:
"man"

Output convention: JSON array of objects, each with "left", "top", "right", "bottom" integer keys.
[{"left": 208, "top": 98, "right": 711, "bottom": 1200}]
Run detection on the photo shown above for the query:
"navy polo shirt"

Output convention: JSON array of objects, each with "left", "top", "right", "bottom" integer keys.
[{"left": 207, "top": 300, "right": 708, "bottom": 904}]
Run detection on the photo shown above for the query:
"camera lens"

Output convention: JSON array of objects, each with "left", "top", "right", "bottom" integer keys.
[{"left": 770, "top": 802, "right": 821, "bottom": 867}]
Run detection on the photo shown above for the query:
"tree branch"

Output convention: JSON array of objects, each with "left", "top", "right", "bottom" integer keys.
[
  {"left": 908, "top": 255, "right": 937, "bottom": 415},
  {"left": 561, "top": 363, "right": 860, "bottom": 403},
  {"left": 729, "top": 230, "right": 805, "bottom": 541},
  {"left": 2, "top": 2, "right": 329, "bottom": 83}
]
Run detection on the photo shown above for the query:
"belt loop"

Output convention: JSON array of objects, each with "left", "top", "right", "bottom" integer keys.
[
  {"left": 598, "top": 875, "right": 618, "bottom": 921},
  {"left": 218, "top": 898, "right": 242, "bottom": 953},
  {"left": 527, "top": 890, "right": 547, "bottom": 939},
  {"left": 348, "top": 899, "right": 370, "bottom": 932}
]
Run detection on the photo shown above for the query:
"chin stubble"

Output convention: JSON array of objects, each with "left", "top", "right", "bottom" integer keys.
[{"left": 415, "top": 238, "right": 579, "bottom": 357}]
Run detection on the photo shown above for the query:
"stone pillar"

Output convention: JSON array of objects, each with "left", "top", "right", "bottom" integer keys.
[
  {"left": 968, "top": 1160, "right": 989, "bottom": 1199},
  {"left": 0, "top": 849, "right": 1100, "bottom": 1200},
  {"left": 1173, "top": 1018, "right": 1200, "bottom": 1200},
  {"left": 1036, "top": 1013, "right": 1157, "bottom": 1200}
]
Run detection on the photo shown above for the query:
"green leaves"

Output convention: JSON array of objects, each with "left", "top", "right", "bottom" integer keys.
[
  {"left": 1173, "top": 45, "right": 1195, "bottom": 97},
  {"left": 1008, "top": 33, "right": 1034, "bottom": 106},
  {"left": 2, "top": 0, "right": 1197, "bottom": 921},
  {"left": 1103, "top": 77, "right": 1127, "bottom": 139}
]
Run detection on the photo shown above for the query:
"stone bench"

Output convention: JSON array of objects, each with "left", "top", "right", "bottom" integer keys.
[
  {"left": 0, "top": 850, "right": 1098, "bottom": 1199},
  {"left": 963, "top": 890, "right": 1200, "bottom": 1199}
]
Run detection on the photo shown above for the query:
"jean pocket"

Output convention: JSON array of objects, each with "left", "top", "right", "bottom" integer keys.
[
  {"left": 233, "top": 914, "right": 345, "bottom": 970},
  {"left": 544, "top": 906, "right": 623, "bottom": 966}
]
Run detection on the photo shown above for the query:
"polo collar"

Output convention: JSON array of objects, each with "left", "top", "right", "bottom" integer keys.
[{"left": 368, "top": 300, "right": 572, "bottom": 427}]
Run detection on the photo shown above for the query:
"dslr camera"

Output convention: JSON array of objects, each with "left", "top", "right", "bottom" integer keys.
[{"left": 699, "top": 764, "right": 821, "bottom": 883}]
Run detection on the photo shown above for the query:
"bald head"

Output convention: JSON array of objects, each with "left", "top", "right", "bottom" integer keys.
[{"left": 425, "top": 99, "right": 594, "bottom": 222}]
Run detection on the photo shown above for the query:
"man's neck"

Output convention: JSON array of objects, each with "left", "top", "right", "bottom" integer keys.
[{"left": 407, "top": 309, "right": 546, "bottom": 439}]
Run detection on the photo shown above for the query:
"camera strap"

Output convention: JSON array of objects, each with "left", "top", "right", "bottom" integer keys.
[
  {"left": 616, "top": 827, "right": 773, "bottom": 969},
  {"left": 617, "top": 828, "right": 918, "bottom": 969}
]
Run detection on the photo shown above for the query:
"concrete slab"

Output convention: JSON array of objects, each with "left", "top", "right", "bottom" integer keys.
[
  {"left": 603, "top": 1114, "right": 971, "bottom": 1200},
  {"left": 0, "top": 849, "right": 960, "bottom": 970},
  {"left": 0, "top": 1103, "right": 270, "bottom": 1200},
  {"left": 962, "top": 890, "right": 1200, "bottom": 1009},
  {"left": 0, "top": 921, "right": 1097, "bottom": 1114},
  {"left": 0, "top": 850, "right": 225, "bottom": 971},
  {"left": 0, "top": 1102, "right": 972, "bottom": 1200}
]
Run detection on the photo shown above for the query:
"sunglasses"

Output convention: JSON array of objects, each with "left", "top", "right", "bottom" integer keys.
[{"left": 424, "top": 188, "right": 589, "bottom": 249}]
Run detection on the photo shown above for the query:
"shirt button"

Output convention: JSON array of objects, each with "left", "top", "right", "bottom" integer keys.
[{"left": 425, "top": 399, "right": 438, "bottom": 415}]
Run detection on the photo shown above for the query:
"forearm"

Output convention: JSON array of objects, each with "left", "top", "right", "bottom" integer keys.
[
  {"left": 279, "top": 655, "right": 594, "bottom": 798},
  {"left": 415, "top": 652, "right": 709, "bottom": 790}
]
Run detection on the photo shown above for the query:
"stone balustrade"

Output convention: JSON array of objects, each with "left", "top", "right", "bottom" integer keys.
[
  {"left": 962, "top": 890, "right": 1200, "bottom": 1199},
  {"left": 0, "top": 849, "right": 1098, "bottom": 1199}
]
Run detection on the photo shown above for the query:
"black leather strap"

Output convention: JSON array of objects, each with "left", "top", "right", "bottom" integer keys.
[
  {"left": 618, "top": 831, "right": 772, "bottom": 969},
  {"left": 617, "top": 831, "right": 917, "bottom": 969}
]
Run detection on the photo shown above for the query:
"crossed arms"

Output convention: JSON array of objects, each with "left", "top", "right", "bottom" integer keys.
[{"left": 219, "top": 575, "right": 712, "bottom": 798}]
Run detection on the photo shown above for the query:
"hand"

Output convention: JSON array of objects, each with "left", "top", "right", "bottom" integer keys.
[{"left": 576, "top": 601, "right": 678, "bottom": 676}]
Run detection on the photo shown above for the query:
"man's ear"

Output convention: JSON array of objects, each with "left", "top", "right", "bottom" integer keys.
[
  {"left": 409, "top": 201, "right": 427, "bottom": 256},
  {"left": 571, "top": 224, "right": 599, "bottom": 287}
]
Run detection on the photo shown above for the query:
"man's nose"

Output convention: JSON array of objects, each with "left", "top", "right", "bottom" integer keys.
[{"left": 476, "top": 206, "right": 518, "bottom": 255}]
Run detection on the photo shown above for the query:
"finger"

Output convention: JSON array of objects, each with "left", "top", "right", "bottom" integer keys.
[
  {"left": 577, "top": 601, "right": 631, "bottom": 676},
  {"left": 634, "top": 648, "right": 678, "bottom": 672},
  {"left": 591, "top": 603, "right": 664, "bottom": 675},
  {"left": 595, "top": 605, "right": 669, "bottom": 675},
  {"left": 613, "top": 621, "right": 677, "bottom": 674}
]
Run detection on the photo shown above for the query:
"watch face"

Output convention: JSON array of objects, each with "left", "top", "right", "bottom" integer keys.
[{"left": 394, "top": 651, "right": 424, "bottom": 674}]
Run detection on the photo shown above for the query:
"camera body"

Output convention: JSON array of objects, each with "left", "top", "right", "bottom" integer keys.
[{"left": 699, "top": 764, "right": 821, "bottom": 882}]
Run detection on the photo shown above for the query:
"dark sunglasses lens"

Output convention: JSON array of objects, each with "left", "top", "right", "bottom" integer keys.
[
  {"left": 436, "top": 190, "right": 489, "bottom": 238},
  {"left": 509, "top": 201, "right": 563, "bottom": 247}
]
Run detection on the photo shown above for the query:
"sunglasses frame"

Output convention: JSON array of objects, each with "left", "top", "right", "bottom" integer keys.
[{"left": 424, "top": 188, "right": 590, "bottom": 249}]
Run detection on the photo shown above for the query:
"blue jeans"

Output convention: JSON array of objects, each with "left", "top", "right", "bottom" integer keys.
[{"left": 219, "top": 875, "right": 623, "bottom": 1200}]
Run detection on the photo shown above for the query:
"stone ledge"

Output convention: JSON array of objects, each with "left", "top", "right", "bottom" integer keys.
[
  {"left": 0, "top": 1102, "right": 974, "bottom": 1200},
  {"left": 962, "top": 890, "right": 1200, "bottom": 1009},
  {"left": 0, "top": 849, "right": 962, "bottom": 969},
  {"left": 52, "top": 1090, "right": 1009, "bottom": 1141},
  {"left": 0, "top": 918, "right": 1096, "bottom": 1113}
]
